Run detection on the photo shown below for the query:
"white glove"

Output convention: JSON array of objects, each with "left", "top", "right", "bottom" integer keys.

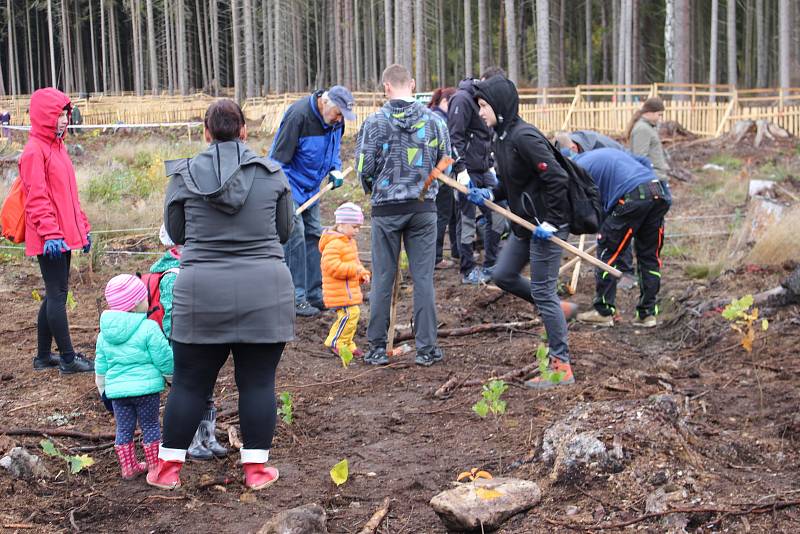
[
  {"left": 95, "top": 374, "right": 106, "bottom": 396},
  {"left": 456, "top": 170, "right": 471, "bottom": 187}
]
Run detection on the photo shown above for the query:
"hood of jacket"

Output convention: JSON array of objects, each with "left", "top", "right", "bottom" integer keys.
[
  {"left": 100, "top": 311, "right": 147, "bottom": 345},
  {"left": 30, "top": 88, "right": 71, "bottom": 142},
  {"left": 166, "top": 141, "right": 275, "bottom": 215},
  {"left": 149, "top": 248, "right": 181, "bottom": 273},
  {"left": 474, "top": 76, "right": 519, "bottom": 136},
  {"left": 457, "top": 78, "right": 478, "bottom": 94},
  {"left": 318, "top": 228, "right": 352, "bottom": 252},
  {"left": 380, "top": 99, "right": 426, "bottom": 132}
]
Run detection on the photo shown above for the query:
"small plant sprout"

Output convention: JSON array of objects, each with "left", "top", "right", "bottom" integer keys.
[
  {"left": 66, "top": 291, "right": 77, "bottom": 311},
  {"left": 330, "top": 459, "right": 349, "bottom": 486},
  {"left": 536, "top": 343, "right": 564, "bottom": 384},
  {"left": 472, "top": 379, "right": 508, "bottom": 418},
  {"left": 277, "top": 391, "right": 294, "bottom": 425},
  {"left": 721, "top": 294, "right": 769, "bottom": 352},
  {"left": 338, "top": 346, "right": 353, "bottom": 368},
  {"left": 40, "top": 439, "right": 94, "bottom": 474},
  {"left": 457, "top": 468, "right": 493, "bottom": 482}
]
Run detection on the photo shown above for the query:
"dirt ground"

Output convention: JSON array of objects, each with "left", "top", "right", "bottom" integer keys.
[{"left": 1, "top": 132, "right": 799, "bottom": 533}]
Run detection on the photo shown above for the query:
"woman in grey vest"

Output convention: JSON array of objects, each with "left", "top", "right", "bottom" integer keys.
[{"left": 147, "top": 100, "right": 295, "bottom": 491}]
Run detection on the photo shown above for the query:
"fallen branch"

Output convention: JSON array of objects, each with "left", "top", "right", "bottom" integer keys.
[
  {"left": 434, "top": 361, "right": 540, "bottom": 398},
  {"left": 358, "top": 497, "right": 392, "bottom": 534},
  {"left": 395, "top": 320, "right": 540, "bottom": 343},
  {"left": 0, "top": 428, "right": 115, "bottom": 441}
]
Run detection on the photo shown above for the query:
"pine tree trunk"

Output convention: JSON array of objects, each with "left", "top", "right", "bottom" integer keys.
[
  {"left": 585, "top": 0, "right": 592, "bottom": 85},
  {"left": 464, "top": 0, "right": 473, "bottom": 77},
  {"left": 558, "top": 0, "right": 565, "bottom": 85},
  {"left": 274, "top": 0, "right": 283, "bottom": 93},
  {"left": 6, "top": 0, "right": 16, "bottom": 95},
  {"left": 612, "top": 0, "right": 619, "bottom": 84},
  {"left": 673, "top": 0, "right": 690, "bottom": 85},
  {"left": 61, "top": 0, "right": 72, "bottom": 93},
  {"left": 710, "top": 0, "right": 719, "bottom": 99},
  {"left": 501, "top": 0, "right": 517, "bottom": 83},
  {"left": 384, "top": 0, "right": 393, "bottom": 66},
  {"left": 355, "top": 0, "right": 362, "bottom": 90},
  {"left": 394, "top": 0, "right": 400, "bottom": 64},
  {"left": 26, "top": 0, "right": 36, "bottom": 93},
  {"left": 195, "top": 0, "right": 209, "bottom": 91},
  {"left": 165, "top": 0, "right": 175, "bottom": 94},
  {"left": 778, "top": 0, "right": 790, "bottom": 89},
  {"left": 617, "top": 0, "right": 626, "bottom": 86},
  {"left": 437, "top": 0, "right": 446, "bottom": 85},
  {"left": 477, "top": 0, "right": 488, "bottom": 75},
  {"left": 415, "top": 0, "right": 425, "bottom": 89},
  {"left": 99, "top": 0, "right": 107, "bottom": 91},
  {"left": 89, "top": 0, "right": 99, "bottom": 93},
  {"left": 756, "top": 0, "right": 766, "bottom": 87},
  {"left": 262, "top": 0, "right": 269, "bottom": 93},
  {"left": 624, "top": 0, "right": 633, "bottom": 92},
  {"left": 601, "top": 1, "right": 608, "bottom": 82},
  {"left": 210, "top": 0, "right": 220, "bottom": 94},
  {"left": 536, "top": 0, "right": 548, "bottom": 91},
  {"left": 130, "top": 0, "right": 141, "bottom": 95},
  {"left": 231, "top": 0, "right": 241, "bottom": 100},
  {"left": 176, "top": 0, "right": 188, "bottom": 94},
  {"left": 370, "top": 0, "right": 378, "bottom": 84},
  {"left": 242, "top": 0, "right": 255, "bottom": 97},
  {"left": 399, "top": 1, "right": 412, "bottom": 70},
  {"left": 727, "top": 0, "right": 737, "bottom": 86}
]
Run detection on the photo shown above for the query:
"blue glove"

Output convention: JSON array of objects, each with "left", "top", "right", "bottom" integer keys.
[
  {"left": 43, "top": 239, "right": 69, "bottom": 259},
  {"left": 82, "top": 233, "right": 92, "bottom": 253},
  {"left": 532, "top": 222, "right": 557, "bottom": 241},
  {"left": 328, "top": 169, "right": 344, "bottom": 189},
  {"left": 466, "top": 187, "right": 493, "bottom": 206}
]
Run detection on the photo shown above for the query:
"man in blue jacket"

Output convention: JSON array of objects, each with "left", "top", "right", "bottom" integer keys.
[
  {"left": 270, "top": 86, "right": 356, "bottom": 316},
  {"left": 572, "top": 148, "right": 672, "bottom": 328}
]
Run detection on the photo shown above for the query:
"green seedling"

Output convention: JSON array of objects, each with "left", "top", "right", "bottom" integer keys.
[
  {"left": 330, "top": 458, "right": 349, "bottom": 486},
  {"left": 399, "top": 250, "right": 409, "bottom": 271},
  {"left": 278, "top": 391, "right": 294, "bottom": 425},
  {"left": 722, "top": 294, "right": 768, "bottom": 352},
  {"left": 338, "top": 346, "right": 353, "bottom": 368},
  {"left": 40, "top": 439, "right": 94, "bottom": 474},
  {"left": 536, "top": 343, "right": 565, "bottom": 384},
  {"left": 472, "top": 379, "right": 508, "bottom": 418},
  {"left": 66, "top": 291, "right": 77, "bottom": 311}
]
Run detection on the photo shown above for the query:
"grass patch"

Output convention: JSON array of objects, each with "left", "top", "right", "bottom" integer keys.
[
  {"left": 689, "top": 170, "right": 748, "bottom": 207},
  {"left": 661, "top": 242, "right": 689, "bottom": 259},
  {"left": 753, "top": 161, "right": 796, "bottom": 183},
  {"left": 745, "top": 207, "right": 800, "bottom": 265},
  {"left": 684, "top": 262, "right": 723, "bottom": 280},
  {"left": 707, "top": 153, "right": 743, "bottom": 171}
]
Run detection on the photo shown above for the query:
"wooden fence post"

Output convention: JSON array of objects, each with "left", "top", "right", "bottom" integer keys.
[
  {"left": 715, "top": 90, "right": 737, "bottom": 137},
  {"left": 561, "top": 86, "right": 581, "bottom": 131}
]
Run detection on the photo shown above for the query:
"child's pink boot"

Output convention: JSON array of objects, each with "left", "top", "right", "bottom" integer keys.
[
  {"left": 146, "top": 447, "right": 184, "bottom": 490},
  {"left": 241, "top": 449, "right": 279, "bottom": 490},
  {"left": 114, "top": 443, "right": 147, "bottom": 480},
  {"left": 142, "top": 442, "right": 160, "bottom": 472}
]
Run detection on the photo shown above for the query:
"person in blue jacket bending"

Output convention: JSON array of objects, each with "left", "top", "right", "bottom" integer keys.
[{"left": 269, "top": 86, "right": 356, "bottom": 317}]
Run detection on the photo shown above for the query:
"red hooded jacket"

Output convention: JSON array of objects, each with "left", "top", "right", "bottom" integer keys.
[{"left": 20, "top": 88, "right": 90, "bottom": 256}]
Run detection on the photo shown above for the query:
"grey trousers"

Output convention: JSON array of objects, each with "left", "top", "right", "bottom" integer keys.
[{"left": 367, "top": 212, "right": 438, "bottom": 353}]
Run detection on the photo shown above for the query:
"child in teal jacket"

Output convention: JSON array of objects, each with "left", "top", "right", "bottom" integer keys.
[{"left": 95, "top": 274, "right": 173, "bottom": 480}]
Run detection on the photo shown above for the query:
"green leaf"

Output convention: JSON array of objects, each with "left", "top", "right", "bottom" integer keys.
[
  {"left": 761, "top": 319, "right": 769, "bottom": 331},
  {"left": 278, "top": 391, "right": 294, "bottom": 425},
  {"left": 549, "top": 370, "right": 565, "bottom": 384},
  {"left": 338, "top": 346, "right": 353, "bottom": 368},
  {"left": 66, "top": 291, "right": 77, "bottom": 311},
  {"left": 40, "top": 439, "right": 62, "bottom": 459},
  {"left": 472, "top": 400, "right": 489, "bottom": 418},
  {"left": 68, "top": 454, "right": 94, "bottom": 474},
  {"left": 492, "top": 399, "right": 507, "bottom": 415},
  {"left": 330, "top": 459, "right": 349, "bottom": 486},
  {"left": 399, "top": 251, "right": 409, "bottom": 271}
]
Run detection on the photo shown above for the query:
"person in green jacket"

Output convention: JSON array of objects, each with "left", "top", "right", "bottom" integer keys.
[
  {"left": 626, "top": 97, "right": 670, "bottom": 181},
  {"left": 151, "top": 225, "right": 228, "bottom": 460},
  {"left": 95, "top": 274, "right": 174, "bottom": 481}
]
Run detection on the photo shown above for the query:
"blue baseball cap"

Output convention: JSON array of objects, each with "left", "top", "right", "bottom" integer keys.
[{"left": 327, "top": 85, "right": 356, "bottom": 121}]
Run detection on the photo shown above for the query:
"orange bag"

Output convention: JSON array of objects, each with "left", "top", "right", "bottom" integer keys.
[{"left": 0, "top": 177, "right": 26, "bottom": 243}]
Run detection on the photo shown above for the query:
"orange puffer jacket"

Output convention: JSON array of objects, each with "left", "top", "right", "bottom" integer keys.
[{"left": 319, "top": 229, "right": 370, "bottom": 309}]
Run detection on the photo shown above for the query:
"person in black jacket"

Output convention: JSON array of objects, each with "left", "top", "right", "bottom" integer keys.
[
  {"left": 447, "top": 69, "right": 506, "bottom": 284},
  {"left": 466, "top": 75, "right": 575, "bottom": 389}
]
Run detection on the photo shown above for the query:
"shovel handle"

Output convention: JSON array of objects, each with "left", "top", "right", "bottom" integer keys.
[{"left": 295, "top": 166, "right": 354, "bottom": 215}]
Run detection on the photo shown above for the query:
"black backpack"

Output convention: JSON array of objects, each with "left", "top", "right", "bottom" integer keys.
[{"left": 551, "top": 145, "right": 603, "bottom": 235}]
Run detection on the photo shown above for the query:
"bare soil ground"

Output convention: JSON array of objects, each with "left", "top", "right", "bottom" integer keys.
[{"left": 1, "top": 132, "right": 799, "bottom": 533}]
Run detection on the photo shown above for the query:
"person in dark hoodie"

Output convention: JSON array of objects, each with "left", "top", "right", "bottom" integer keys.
[
  {"left": 448, "top": 68, "right": 506, "bottom": 284},
  {"left": 355, "top": 64, "right": 452, "bottom": 367},
  {"left": 149, "top": 100, "right": 294, "bottom": 491},
  {"left": 20, "top": 88, "right": 94, "bottom": 374},
  {"left": 428, "top": 87, "right": 459, "bottom": 269},
  {"left": 467, "top": 75, "right": 575, "bottom": 389}
]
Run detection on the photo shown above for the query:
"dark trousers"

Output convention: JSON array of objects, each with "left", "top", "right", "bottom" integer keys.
[
  {"left": 162, "top": 342, "right": 284, "bottom": 451},
  {"left": 112, "top": 393, "right": 161, "bottom": 445},
  {"left": 594, "top": 197, "right": 670, "bottom": 318},
  {"left": 435, "top": 183, "right": 459, "bottom": 262},
  {"left": 36, "top": 253, "right": 74, "bottom": 358},
  {"left": 458, "top": 171, "right": 501, "bottom": 274}
]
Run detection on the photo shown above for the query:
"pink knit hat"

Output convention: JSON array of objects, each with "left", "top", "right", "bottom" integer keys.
[
  {"left": 105, "top": 274, "right": 148, "bottom": 312},
  {"left": 334, "top": 202, "right": 364, "bottom": 225}
]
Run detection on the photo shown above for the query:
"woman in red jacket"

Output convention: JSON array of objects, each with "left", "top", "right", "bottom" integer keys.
[{"left": 21, "top": 88, "right": 93, "bottom": 373}]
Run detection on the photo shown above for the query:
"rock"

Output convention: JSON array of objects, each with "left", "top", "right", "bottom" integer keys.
[
  {"left": 257, "top": 503, "right": 328, "bottom": 534},
  {"left": 550, "top": 432, "right": 609, "bottom": 483},
  {"left": 650, "top": 394, "right": 680, "bottom": 421},
  {"left": 645, "top": 488, "right": 667, "bottom": 514},
  {"left": 702, "top": 163, "right": 725, "bottom": 172},
  {"left": 656, "top": 355, "right": 680, "bottom": 373},
  {"left": 565, "top": 505, "right": 579, "bottom": 516},
  {"left": 429, "top": 477, "right": 541, "bottom": 532},
  {"left": 0, "top": 447, "right": 51, "bottom": 480}
]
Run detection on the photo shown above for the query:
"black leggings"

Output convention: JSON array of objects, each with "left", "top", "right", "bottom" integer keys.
[
  {"left": 162, "top": 342, "right": 284, "bottom": 451},
  {"left": 36, "top": 253, "right": 74, "bottom": 358}
]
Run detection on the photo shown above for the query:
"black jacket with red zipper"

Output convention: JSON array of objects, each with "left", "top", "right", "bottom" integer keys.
[{"left": 473, "top": 76, "right": 571, "bottom": 237}]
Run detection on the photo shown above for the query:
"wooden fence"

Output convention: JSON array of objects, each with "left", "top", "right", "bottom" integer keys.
[{"left": 2, "top": 84, "right": 799, "bottom": 138}]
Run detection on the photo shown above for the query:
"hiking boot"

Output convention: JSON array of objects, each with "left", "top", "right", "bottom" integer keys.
[
  {"left": 187, "top": 427, "right": 213, "bottom": 460},
  {"left": 59, "top": 353, "right": 94, "bottom": 374},
  {"left": 560, "top": 301, "right": 579, "bottom": 321},
  {"left": 243, "top": 463, "right": 279, "bottom": 490},
  {"left": 524, "top": 358, "right": 576, "bottom": 390},
  {"left": 201, "top": 408, "right": 228, "bottom": 457},
  {"left": 435, "top": 258, "right": 454, "bottom": 270},
  {"left": 618, "top": 273, "right": 638, "bottom": 291},
  {"left": 576, "top": 309, "right": 615, "bottom": 327},
  {"left": 309, "top": 300, "right": 329, "bottom": 312},
  {"left": 114, "top": 443, "right": 147, "bottom": 480},
  {"left": 142, "top": 442, "right": 160, "bottom": 472},
  {"left": 146, "top": 458, "right": 184, "bottom": 490},
  {"left": 32, "top": 352, "right": 60, "bottom": 370},
  {"left": 632, "top": 314, "right": 657, "bottom": 328},
  {"left": 461, "top": 267, "right": 489, "bottom": 285},
  {"left": 295, "top": 301, "right": 320, "bottom": 317},
  {"left": 363, "top": 347, "right": 389, "bottom": 366},
  {"left": 415, "top": 347, "right": 444, "bottom": 367}
]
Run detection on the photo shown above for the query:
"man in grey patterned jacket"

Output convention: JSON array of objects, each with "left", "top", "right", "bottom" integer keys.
[{"left": 355, "top": 64, "right": 452, "bottom": 367}]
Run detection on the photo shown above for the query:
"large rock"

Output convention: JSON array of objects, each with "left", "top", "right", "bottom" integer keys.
[
  {"left": 0, "top": 447, "right": 51, "bottom": 480},
  {"left": 549, "top": 432, "right": 609, "bottom": 483},
  {"left": 257, "top": 503, "right": 328, "bottom": 534},
  {"left": 429, "top": 477, "right": 541, "bottom": 532}
]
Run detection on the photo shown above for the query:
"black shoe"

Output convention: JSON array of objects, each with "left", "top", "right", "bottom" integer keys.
[
  {"left": 33, "top": 352, "right": 60, "bottom": 370},
  {"left": 308, "top": 300, "right": 328, "bottom": 312},
  {"left": 59, "top": 353, "right": 95, "bottom": 374},
  {"left": 295, "top": 301, "right": 320, "bottom": 317},
  {"left": 363, "top": 347, "right": 389, "bottom": 366},
  {"left": 415, "top": 347, "right": 444, "bottom": 367}
]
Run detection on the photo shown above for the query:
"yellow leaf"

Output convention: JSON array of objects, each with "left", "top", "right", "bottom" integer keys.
[
  {"left": 330, "top": 459, "right": 349, "bottom": 486},
  {"left": 761, "top": 319, "right": 769, "bottom": 331},
  {"left": 475, "top": 487, "right": 504, "bottom": 500},
  {"left": 457, "top": 471, "right": 473, "bottom": 482},
  {"left": 742, "top": 330, "right": 754, "bottom": 352},
  {"left": 474, "top": 470, "right": 493, "bottom": 480},
  {"left": 32, "top": 289, "right": 42, "bottom": 302}
]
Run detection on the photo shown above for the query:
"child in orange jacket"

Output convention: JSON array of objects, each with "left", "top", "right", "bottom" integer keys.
[{"left": 320, "top": 202, "right": 370, "bottom": 357}]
